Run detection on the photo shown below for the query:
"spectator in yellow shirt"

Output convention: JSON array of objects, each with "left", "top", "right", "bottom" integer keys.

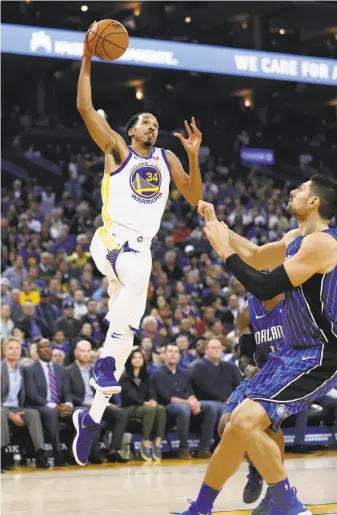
[
  {"left": 67, "top": 243, "right": 91, "bottom": 269},
  {"left": 19, "top": 279, "right": 41, "bottom": 306}
]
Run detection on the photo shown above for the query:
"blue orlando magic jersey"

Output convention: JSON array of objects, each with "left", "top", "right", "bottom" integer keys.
[
  {"left": 283, "top": 228, "right": 337, "bottom": 350},
  {"left": 248, "top": 296, "right": 284, "bottom": 367}
]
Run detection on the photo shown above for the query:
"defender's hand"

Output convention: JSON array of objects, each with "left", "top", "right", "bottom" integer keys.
[
  {"left": 204, "top": 220, "right": 230, "bottom": 256},
  {"left": 174, "top": 117, "right": 202, "bottom": 155},
  {"left": 198, "top": 201, "right": 217, "bottom": 222}
]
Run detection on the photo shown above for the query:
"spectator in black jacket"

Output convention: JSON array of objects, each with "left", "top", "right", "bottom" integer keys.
[
  {"left": 35, "top": 289, "right": 59, "bottom": 334},
  {"left": 55, "top": 299, "right": 81, "bottom": 341},
  {"left": 151, "top": 343, "right": 217, "bottom": 460},
  {"left": 120, "top": 348, "right": 166, "bottom": 462},
  {"left": 17, "top": 302, "right": 51, "bottom": 340},
  {"left": 191, "top": 338, "right": 242, "bottom": 425}
]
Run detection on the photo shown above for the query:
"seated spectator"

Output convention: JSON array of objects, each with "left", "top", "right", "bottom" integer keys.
[
  {"left": 151, "top": 343, "right": 217, "bottom": 459},
  {"left": 163, "top": 250, "right": 183, "bottom": 282},
  {"left": 38, "top": 252, "right": 55, "bottom": 283},
  {"left": 27, "top": 264, "right": 46, "bottom": 289},
  {"left": 48, "top": 278, "right": 65, "bottom": 310},
  {"left": 176, "top": 318, "right": 196, "bottom": 347},
  {"left": 80, "top": 298, "right": 106, "bottom": 344},
  {"left": 79, "top": 267, "right": 96, "bottom": 297},
  {"left": 141, "top": 316, "right": 163, "bottom": 347},
  {"left": 67, "top": 340, "right": 128, "bottom": 463},
  {"left": 19, "top": 279, "right": 41, "bottom": 306},
  {"left": 18, "top": 301, "right": 51, "bottom": 340},
  {"left": 223, "top": 343, "right": 241, "bottom": 367},
  {"left": 48, "top": 226, "right": 73, "bottom": 254},
  {"left": 120, "top": 349, "right": 166, "bottom": 461},
  {"left": 1, "top": 277, "right": 11, "bottom": 305},
  {"left": 1, "top": 304, "right": 14, "bottom": 341},
  {"left": 23, "top": 339, "right": 74, "bottom": 466},
  {"left": 1, "top": 337, "right": 49, "bottom": 470},
  {"left": 96, "top": 291, "right": 109, "bottom": 317},
  {"left": 10, "top": 288, "right": 23, "bottom": 324},
  {"left": 209, "top": 319, "right": 227, "bottom": 338},
  {"left": 176, "top": 335, "right": 195, "bottom": 370},
  {"left": 77, "top": 322, "right": 98, "bottom": 349},
  {"left": 55, "top": 300, "right": 81, "bottom": 341},
  {"left": 222, "top": 294, "right": 239, "bottom": 331},
  {"left": 189, "top": 337, "right": 206, "bottom": 368},
  {"left": 73, "top": 289, "right": 88, "bottom": 320},
  {"left": 195, "top": 307, "right": 215, "bottom": 337},
  {"left": 51, "top": 330, "right": 70, "bottom": 355},
  {"left": 19, "top": 235, "right": 41, "bottom": 267},
  {"left": 3, "top": 255, "right": 28, "bottom": 289},
  {"left": 52, "top": 349, "right": 65, "bottom": 366},
  {"left": 35, "top": 289, "right": 59, "bottom": 334},
  {"left": 139, "top": 337, "right": 157, "bottom": 374},
  {"left": 191, "top": 338, "right": 242, "bottom": 424}
]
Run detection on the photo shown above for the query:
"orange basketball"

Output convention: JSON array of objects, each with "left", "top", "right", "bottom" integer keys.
[{"left": 87, "top": 19, "right": 129, "bottom": 61}]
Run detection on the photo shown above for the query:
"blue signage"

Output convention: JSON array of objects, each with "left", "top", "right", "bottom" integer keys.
[
  {"left": 241, "top": 148, "right": 275, "bottom": 166},
  {"left": 1, "top": 23, "right": 337, "bottom": 85}
]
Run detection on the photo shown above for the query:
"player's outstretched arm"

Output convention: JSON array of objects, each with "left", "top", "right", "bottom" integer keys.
[
  {"left": 204, "top": 222, "right": 337, "bottom": 300},
  {"left": 77, "top": 26, "right": 129, "bottom": 160},
  {"left": 165, "top": 118, "right": 203, "bottom": 206},
  {"left": 198, "top": 200, "right": 300, "bottom": 269}
]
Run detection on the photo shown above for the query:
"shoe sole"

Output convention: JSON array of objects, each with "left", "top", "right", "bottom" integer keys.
[
  {"left": 72, "top": 410, "right": 87, "bottom": 467},
  {"left": 89, "top": 377, "right": 121, "bottom": 394}
]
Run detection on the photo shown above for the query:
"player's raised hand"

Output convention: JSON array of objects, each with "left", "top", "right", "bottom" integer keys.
[
  {"left": 174, "top": 117, "right": 202, "bottom": 155},
  {"left": 83, "top": 21, "right": 97, "bottom": 57},
  {"left": 198, "top": 200, "right": 217, "bottom": 222}
]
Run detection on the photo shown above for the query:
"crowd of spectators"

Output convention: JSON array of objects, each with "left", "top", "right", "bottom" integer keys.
[{"left": 1, "top": 129, "right": 337, "bottom": 469}]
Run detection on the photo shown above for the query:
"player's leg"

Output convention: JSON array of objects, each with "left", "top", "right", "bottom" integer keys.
[{"left": 73, "top": 240, "right": 151, "bottom": 466}]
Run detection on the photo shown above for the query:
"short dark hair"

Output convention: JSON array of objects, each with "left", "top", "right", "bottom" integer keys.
[
  {"left": 310, "top": 174, "right": 337, "bottom": 220},
  {"left": 125, "top": 113, "right": 144, "bottom": 143},
  {"left": 165, "top": 342, "right": 179, "bottom": 351}
]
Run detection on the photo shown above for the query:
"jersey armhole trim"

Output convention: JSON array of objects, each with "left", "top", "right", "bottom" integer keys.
[
  {"left": 109, "top": 151, "right": 132, "bottom": 176},
  {"left": 161, "top": 148, "right": 171, "bottom": 173}
]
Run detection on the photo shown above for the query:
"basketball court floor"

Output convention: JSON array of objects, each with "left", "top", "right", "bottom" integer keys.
[{"left": 2, "top": 451, "right": 337, "bottom": 515}]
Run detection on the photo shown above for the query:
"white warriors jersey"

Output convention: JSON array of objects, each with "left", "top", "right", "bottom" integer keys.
[{"left": 101, "top": 146, "right": 171, "bottom": 241}]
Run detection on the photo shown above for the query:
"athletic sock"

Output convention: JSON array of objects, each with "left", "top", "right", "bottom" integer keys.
[
  {"left": 101, "top": 328, "right": 134, "bottom": 380},
  {"left": 269, "top": 477, "right": 294, "bottom": 508},
  {"left": 195, "top": 482, "right": 220, "bottom": 514},
  {"left": 89, "top": 391, "right": 111, "bottom": 423}
]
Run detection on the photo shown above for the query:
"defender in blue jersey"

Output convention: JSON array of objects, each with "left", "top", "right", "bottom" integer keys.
[
  {"left": 180, "top": 174, "right": 337, "bottom": 515},
  {"left": 221, "top": 294, "right": 285, "bottom": 507}
]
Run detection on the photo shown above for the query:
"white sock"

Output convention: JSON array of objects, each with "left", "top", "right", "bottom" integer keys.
[
  {"left": 101, "top": 329, "right": 134, "bottom": 380},
  {"left": 89, "top": 392, "right": 111, "bottom": 424}
]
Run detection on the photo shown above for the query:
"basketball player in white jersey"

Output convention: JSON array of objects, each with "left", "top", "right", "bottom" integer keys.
[{"left": 72, "top": 25, "right": 203, "bottom": 466}]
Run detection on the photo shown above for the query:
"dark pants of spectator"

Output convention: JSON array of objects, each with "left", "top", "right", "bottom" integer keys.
[
  {"left": 294, "top": 409, "right": 309, "bottom": 445},
  {"left": 124, "top": 405, "right": 167, "bottom": 440},
  {"left": 36, "top": 407, "right": 73, "bottom": 455},
  {"left": 166, "top": 401, "right": 217, "bottom": 451},
  {"left": 1, "top": 407, "right": 45, "bottom": 451},
  {"left": 103, "top": 405, "right": 129, "bottom": 451}
]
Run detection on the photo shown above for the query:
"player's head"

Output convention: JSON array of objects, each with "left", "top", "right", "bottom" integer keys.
[
  {"left": 287, "top": 174, "right": 337, "bottom": 221},
  {"left": 126, "top": 112, "right": 159, "bottom": 148}
]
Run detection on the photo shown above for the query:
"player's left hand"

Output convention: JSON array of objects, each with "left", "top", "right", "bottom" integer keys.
[
  {"left": 174, "top": 117, "right": 202, "bottom": 155},
  {"left": 204, "top": 220, "right": 230, "bottom": 256}
]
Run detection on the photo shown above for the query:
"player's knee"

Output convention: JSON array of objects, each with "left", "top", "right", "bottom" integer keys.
[
  {"left": 229, "top": 409, "right": 257, "bottom": 442},
  {"left": 218, "top": 412, "right": 231, "bottom": 438}
]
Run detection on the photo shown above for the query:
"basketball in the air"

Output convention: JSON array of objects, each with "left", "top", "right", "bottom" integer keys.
[{"left": 87, "top": 20, "right": 129, "bottom": 61}]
